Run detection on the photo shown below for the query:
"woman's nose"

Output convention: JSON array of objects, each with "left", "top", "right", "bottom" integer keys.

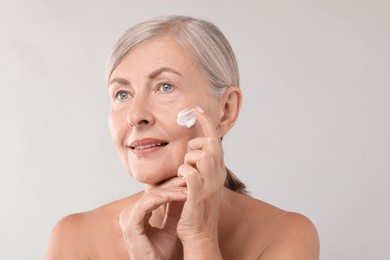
[{"left": 126, "top": 95, "right": 155, "bottom": 127}]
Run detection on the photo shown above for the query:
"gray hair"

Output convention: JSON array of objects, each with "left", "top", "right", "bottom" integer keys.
[
  {"left": 106, "top": 15, "right": 239, "bottom": 96},
  {"left": 106, "top": 16, "right": 248, "bottom": 194}
]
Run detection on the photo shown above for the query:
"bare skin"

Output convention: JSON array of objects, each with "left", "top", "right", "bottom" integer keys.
[
  {"left": 47, "top": 37, "right": 319, "bottom": 259},
  {"left": 47, "top": 188, "right": 319, "bottom": 259}
]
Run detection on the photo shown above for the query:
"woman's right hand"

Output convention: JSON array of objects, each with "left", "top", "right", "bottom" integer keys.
[{"left": 119, "top": 177, "right": 187, "bottom": 260}]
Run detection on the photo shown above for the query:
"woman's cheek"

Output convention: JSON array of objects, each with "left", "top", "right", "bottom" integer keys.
[
  {"left": 108, "top": 111, "right": 127, "bottom": 148},
  {"left": 108, "top": 113, "right": 133, "bottom": 175}
]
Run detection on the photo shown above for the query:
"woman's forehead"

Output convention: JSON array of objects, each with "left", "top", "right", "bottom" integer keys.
[{"left": 112, "top": 37, "right": 202, "bottom": 79}]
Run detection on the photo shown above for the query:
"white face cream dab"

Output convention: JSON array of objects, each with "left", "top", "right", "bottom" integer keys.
[{"left": 177, "top": 108, "right": 197, "bottom": 128}]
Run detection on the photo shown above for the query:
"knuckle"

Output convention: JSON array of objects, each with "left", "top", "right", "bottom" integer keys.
[
  {"left": 206, "top": 136, "right": 217, "bottom": 143},
  {"left": 200, "top": 151, "right": 208, "bottom": 160},
  {"left": 187, "top": 138, "right": 200, "bottom": 149},
  {"left": 189, "top": 167, "right": 198, "bottom": 176},
  {"left": 184, "top": 153, "right": 191, "bottom": 163},
  {"left": 186, "top": 167, "right": 199, "bottom": 177},
  {"left": 178, "top": 164, "right": 186, "bottom": 172},
  {"left": 187, "top": 139, "right": 195, "bottom": 148},
  {"left": 200, "top": 151, "right": 212, "bottom": 161},
  {"left": 178, "top": 164, "right": 198, "bottom": 178}
]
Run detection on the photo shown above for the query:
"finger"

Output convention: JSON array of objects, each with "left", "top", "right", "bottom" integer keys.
[
  {"left": 177, "top": 164, "right": 202, "bottom": 200},
  {"left": 184, "top": 150, "right": 203, "bottom": 166},
  {"left": 126, "top": 190, "right": 187, "bottom": 225},
  {"left": 120, "top": 196, "right": 167, "bottom": 230},
  {"left": 184, "top": 150, "right": 215, "bottom": 171},
  {"left": 187, "top": 136, "right": 222, "bottom": 152},
  {"left": 146, "top": 176, "right": 186, "bottom": 191},
  {"left": 145, "top": 188, "right": 188, "bottom": 204},
  {"left": 195, "top": 106, "right": 219, "bottom": 137},
  {"left": 161, "top": 201, "right": 184, "bottom": 233}
]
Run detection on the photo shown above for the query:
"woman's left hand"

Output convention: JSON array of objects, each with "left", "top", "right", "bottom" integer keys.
[{"left": 176, "top": 107, "right": 227, "bottom": 256}]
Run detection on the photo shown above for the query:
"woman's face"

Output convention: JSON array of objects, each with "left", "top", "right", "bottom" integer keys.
[{"left": 108, "top": 37, "right": 222, "bottom": 185}]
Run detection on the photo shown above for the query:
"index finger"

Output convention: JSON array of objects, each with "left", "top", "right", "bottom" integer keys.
[
  {"left": 195, "top": 106, "right": 219, "bottom": 137},
  {"left": 146, "top": 177, "right": 186, "bottom": 191}
]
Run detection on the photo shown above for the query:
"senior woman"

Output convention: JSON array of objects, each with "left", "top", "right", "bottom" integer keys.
[{"left": 47, "top": 16, "right": 319, "bottom": 259}]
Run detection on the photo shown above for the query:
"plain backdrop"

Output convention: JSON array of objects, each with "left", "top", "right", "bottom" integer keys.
[{"left": 1, "top": 0, "right": 389, "bottom": 259}]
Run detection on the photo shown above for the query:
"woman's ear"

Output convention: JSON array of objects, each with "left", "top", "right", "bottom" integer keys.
[{"left": 217, "top": 86, "right": 242, "bottom": 137}]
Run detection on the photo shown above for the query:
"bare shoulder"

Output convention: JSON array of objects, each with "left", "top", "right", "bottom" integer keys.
[
  {"left": 224, "top": 191, "right": 319, "bottom": 259},
  {"left": 46, "top": 192, "right": 142, "bottom": 260},
  {"left": 260, "top": 212, "right": 320, "bottom": 260},
  {"left": 46, "top": 212, "right": 91, "bottom": 260}
]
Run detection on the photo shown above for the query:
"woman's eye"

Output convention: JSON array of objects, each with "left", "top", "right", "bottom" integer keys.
[
  {"left": 159, "top": 83, "right": 173, "bottom": 93},
  {"left": 116, "top": 91, "right": 129, "bottom": 100}
]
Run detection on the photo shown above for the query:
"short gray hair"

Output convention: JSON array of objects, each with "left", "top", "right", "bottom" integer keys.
[{"left": 106, "top": 16, "right": 240, "bottom": 96}]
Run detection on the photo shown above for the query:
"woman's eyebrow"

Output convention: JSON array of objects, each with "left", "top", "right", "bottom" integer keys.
[
  {"left": 108, "top": 78, "right": 129, "bottom": 87},
  {"left": 148, "top": 67, "right": 183, "bottom": 79},
  {"left": 108, "top": 67, "right": 182, "bottom": 87}
]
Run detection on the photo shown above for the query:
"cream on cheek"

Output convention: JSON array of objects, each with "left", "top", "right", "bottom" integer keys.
[
  {"left": 155, "top": 106, "right": 199, "bottom": 153},
  {"left": 177, "top": 108, "right": 197, "bottom": 128}
]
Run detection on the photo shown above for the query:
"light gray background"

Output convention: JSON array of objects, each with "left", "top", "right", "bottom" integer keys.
[{"left": 1, "top": 0, "right": 389, "bottom": 259}]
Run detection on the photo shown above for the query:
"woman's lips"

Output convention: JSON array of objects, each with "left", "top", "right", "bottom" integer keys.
[{"left": 129, "top": 138, "right": 169, "bottom": 154}]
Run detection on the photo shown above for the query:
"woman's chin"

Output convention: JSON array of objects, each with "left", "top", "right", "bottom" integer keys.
[{"left": 132, "top": 172, "right": 176, "bottom": 186}]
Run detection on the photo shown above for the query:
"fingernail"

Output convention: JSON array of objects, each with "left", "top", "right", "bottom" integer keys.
[{"left": 196, "top": 106, "right": 204, "bottom": 113}]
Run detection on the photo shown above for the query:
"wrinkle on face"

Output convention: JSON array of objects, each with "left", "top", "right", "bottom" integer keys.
[{"left": 108, "top": 37, "right": 222, "bottom": 185}]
